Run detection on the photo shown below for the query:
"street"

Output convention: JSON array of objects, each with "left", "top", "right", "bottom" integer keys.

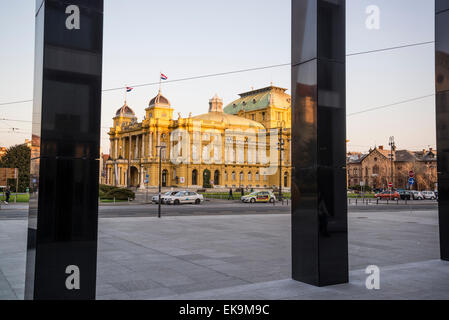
[{"left": 0, "top": 199, "right": 439, "bottom": 220}]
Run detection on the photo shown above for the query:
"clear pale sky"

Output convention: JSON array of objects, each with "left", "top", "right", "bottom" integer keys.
[{"left": 0, "top": 0, "right": 436, "bottom": 153}]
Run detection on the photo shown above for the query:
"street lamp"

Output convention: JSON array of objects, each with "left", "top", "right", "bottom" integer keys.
[
  {"left": 156, "top": 145, "right": 166, "bottom": 219},
  {"left": 277, "top": 121, "right": 288, "bottom": 202},
  {"left": 389, "top": 136, "right": 396, "bottom": 190}
]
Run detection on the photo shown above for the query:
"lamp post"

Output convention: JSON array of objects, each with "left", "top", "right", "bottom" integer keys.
[
  {"left": 156, "top": 145, "right": 166, "bottom": 218},
  {"left": 389, "top": 136, "right": 396, "bottom": 189},
  {"left": 277, "top": 121, "right": 286, "bottom": 202}
]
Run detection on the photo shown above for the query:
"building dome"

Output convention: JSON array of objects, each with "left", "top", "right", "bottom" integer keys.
[
  {"left": 115, "top": 103, "right": 136, "bottom": 118},
  {"left": 149, "top": 90, "right": 171, "bottom": 108},
  {"left": 192, "top": 112, "right": 265, "bottom": 129}
]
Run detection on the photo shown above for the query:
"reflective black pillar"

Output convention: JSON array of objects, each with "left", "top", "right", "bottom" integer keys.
[
  {"left": 291, "top": 0, "right": 348, "bottom": 286},
  {"left": 25, "top": 0, "right": 103, "bottom": 300},
  {"left": 436, "top": 0, "right": 449, "bottom": 261}
]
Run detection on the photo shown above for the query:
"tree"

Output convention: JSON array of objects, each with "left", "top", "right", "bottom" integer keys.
[{"left": 0, "top": 144, "right": 31, "bottom": 193}]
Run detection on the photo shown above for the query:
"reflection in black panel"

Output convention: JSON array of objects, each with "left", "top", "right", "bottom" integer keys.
[
  {"left": 436, "top": 1, "right": 449, "bottom": 260},
  {"left": 292, "top": 0, "right": 348, "bottom": 287}
]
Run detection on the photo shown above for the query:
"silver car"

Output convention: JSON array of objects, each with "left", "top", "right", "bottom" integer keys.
[
  {"left": 410, "top": 191, "right": 424, "bottom": 200},
  {"left": 152, "top": 191, "right": 179, "bottom": 204},
  {"left": 241, "top": 191, "right": 276, "bottom": 203},
  {"left": 422, "top": 191, "right": 437, "bottom": 200},
  {"left": 167, "top": 191, "right": 204, "bottom": 205}
]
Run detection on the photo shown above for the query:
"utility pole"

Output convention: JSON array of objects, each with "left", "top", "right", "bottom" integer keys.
[
  {"left": 278, "top": 122, "right": 286, "bottom": 202},
  {"left": 156, "top": 145, "right": 166, "bottom": 219},
  {"left": 389, "top": 136, "right": 396, "bottom": 193}
]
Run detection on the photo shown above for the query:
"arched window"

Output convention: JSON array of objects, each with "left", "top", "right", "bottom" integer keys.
[
  {"left": 232, "top": 171, "right": 236, "bottom": 180},
  {"left": 214, "top": 170, "right": 220, "bottom": 186},
  {"left": 284, "top": 172, "right": 289, "bottom": 188},
  {"left": 192, "top": 169, "right": 198, "bottom": 185},
  {"left": 240, "top": 172, "right": 244, "bottom": 181},
  {"left": 161, "top": 142, "right": 167, "bottom": 160},
  {"left": 256, "top": 172, "right": 260, "bottom": 180},
  {"left": 225, "top": 171, "right": 228, "bottom": 181}
]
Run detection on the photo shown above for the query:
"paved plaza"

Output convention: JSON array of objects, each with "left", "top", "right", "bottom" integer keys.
[{"left": 0, "top": 207, "right": 448, "bottom": 300}]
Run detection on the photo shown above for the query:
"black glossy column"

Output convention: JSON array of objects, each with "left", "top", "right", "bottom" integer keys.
[
  {"left": 25, "top": 0, "right": 103, "bottom": 300},
  {"left": 291, "top": 0, "right": 348, "bottom": 286},
  {"left": 436, "top": 0, "right": 449, "bottom": 261}
]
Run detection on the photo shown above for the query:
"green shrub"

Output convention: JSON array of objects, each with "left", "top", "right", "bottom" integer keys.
[
  {"left": 99, "top": 184, "right": 117, "bottom": 194},
  {"left": 102, "top": 188, "right": 135, "bottom": 201}
]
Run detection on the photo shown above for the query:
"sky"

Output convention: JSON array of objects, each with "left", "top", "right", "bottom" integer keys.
[{"left": 0, "top": 0, "right": 437, "bottom": 154}]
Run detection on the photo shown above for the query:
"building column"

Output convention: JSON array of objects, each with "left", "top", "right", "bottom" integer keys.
[
  {"left": 149, "top": 132, "right": 153, "bottom": 157},
  {"left": 135, "top": 135, "right": 139, "bottom": 159},
  {"left": 26, "top": 0, "right": 103, "bottom": 300},
  {"left": 291, "top": 0, "right": 348, "bottom": 286},
  {"left": 139, "top": 164, "right": 145, "bottom": 190},
  {"left": 436, "top": 0, "right": 449, "bottom": 261},
  {"left": 114, "top": 139, "right": 118, "bottom": 159},
  {"left": 142, "top": 134, "right": 146, "bottom": 160}
]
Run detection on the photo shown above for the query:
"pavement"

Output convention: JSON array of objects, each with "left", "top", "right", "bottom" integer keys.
[{"left": 0, "top": 205, "right": 447, "bottom": 300}]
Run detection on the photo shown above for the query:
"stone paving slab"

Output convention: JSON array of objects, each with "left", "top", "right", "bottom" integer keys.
[
  {"left": 0, "top": 210, "right": 445, "bottom": 300},
  {"left": 155, "top": 260, "right": 449, "bottom": 300}
]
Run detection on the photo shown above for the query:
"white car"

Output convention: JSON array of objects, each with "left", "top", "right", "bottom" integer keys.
[
  {"left": 152, "top": 191, "right": 179, "bottom": 204},
  {"left": 167, "top": 191, "right": 204, "bottom": 205},
  {"left": 422, "top": 191, "right": 437, "bottom": 200},
  {"left": 241, "top": 191, "right": 276, "bottom": 203},
  {"left": 410, "top": 191, "right": 424, "bottom": 200}
]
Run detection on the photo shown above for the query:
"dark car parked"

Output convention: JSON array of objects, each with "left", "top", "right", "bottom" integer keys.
[{"left": 398, "top": 190, "right": 411, "bottom": 200}]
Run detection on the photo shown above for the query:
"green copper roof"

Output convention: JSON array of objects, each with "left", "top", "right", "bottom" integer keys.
[{"left": 223, "top": 86, "right": 291, "bottom": 115}]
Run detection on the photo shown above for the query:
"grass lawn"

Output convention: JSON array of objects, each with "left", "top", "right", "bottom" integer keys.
[
  {"left": 201, "top": 192, "right": 291, "bottom": 200},
  {"left": 0, "top": 193, "right": 30, "bottom": 203},
  {"left": 100, "top": 199, "right": 129, "bottom": 203},
  {"left": 348, "top": 193, "right": 375, "bottom": 199}
]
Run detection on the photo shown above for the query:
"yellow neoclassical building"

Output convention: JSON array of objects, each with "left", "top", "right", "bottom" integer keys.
[{"left": 105, "top": 85, "right": 292, "bottom": 190}]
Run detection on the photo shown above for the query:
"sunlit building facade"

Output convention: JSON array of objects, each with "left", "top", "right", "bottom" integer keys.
[{"left": 105, "top": 85, "right": 292, "bottom": 190}]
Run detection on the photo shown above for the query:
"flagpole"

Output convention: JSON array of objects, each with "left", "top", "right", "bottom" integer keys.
[
  {"left": 124, "top": 85, "right": 127, "bottom": 104},
  {"left": 159, "top": 72, "right": 162, "bottom": 93}
]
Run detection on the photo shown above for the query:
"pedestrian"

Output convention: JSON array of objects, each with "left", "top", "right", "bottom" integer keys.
[
  {"left": 228, "top": 188, "right": 233, "bottom": 200},
  {"left": 5, "top": 187, "right": 11, "bottom": 205},
  {"left": 241, "top": 188, "right": 244, "bottom": 197}
]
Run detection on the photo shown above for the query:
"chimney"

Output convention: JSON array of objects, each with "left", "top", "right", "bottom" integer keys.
[
  {"left": 209, "top": 94, "right": 223, "bottom": 113},
  {"left": 379, "top": 146, "right": 384, "bottom": 150}
]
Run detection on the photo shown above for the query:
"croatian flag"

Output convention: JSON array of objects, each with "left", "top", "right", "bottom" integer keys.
[
  {"left": 126, "top": 87, "right": 134, "bottom": 92},
  {"left": 160, "top": 73, "right": 168, "bottom": 81}
]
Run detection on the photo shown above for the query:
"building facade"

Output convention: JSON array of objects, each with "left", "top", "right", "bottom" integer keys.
[
  {"left": 347, "top": 146, "right": 438, "bottom": 191},
  {"left": 105, "top": 85, "right": 292, "bottom": 190}
]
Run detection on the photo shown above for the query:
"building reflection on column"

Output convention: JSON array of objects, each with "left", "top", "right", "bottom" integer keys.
[
  {"left": 25, "top": 0, "right": 103, "bottom": 300},
  {"left": 436, "top": 0, "right": 449, "bottom": 261},
  {"left": 291, "top": 0, "right": 348, "bottom": 286}
]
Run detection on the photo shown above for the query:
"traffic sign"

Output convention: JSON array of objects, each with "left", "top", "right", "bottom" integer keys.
[
  {"left": 409, "top": 178, "right": 415, "bottom": 186},
  {"left": 388, "top": 182, "right": 393, "bottom": 188},
  {"left": 409, "top": 171, "right": 415, "bottom": 178}
]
